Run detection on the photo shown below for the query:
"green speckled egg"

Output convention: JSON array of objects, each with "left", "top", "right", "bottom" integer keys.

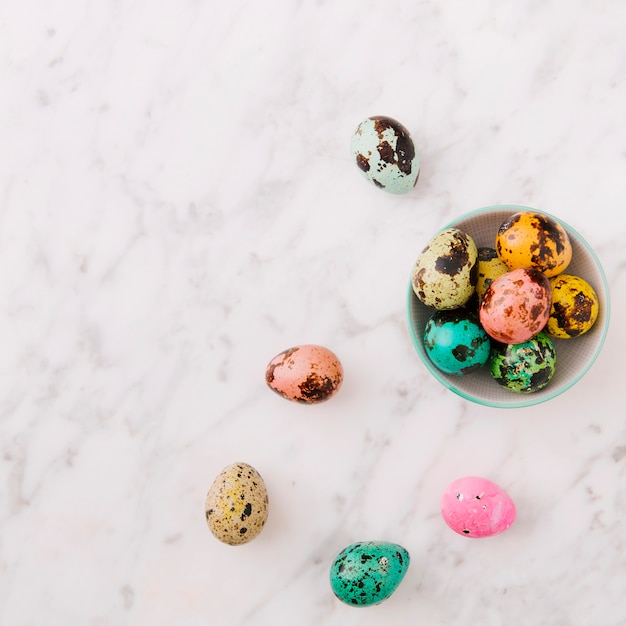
[
  {"left": 330, "top": 541, "right": 410, "bottom": 607},
  {"left": 412, "top": 228, "right": 478, "bottom": 309},
  {"left": 489, "top": 332, "right": 556, "bottom": 393},
  {"left": 205, "top": 462, "right": 269, "bottom": 545},
  {"left": 351, "top": 116, "right": 419, "bottom": 194}
]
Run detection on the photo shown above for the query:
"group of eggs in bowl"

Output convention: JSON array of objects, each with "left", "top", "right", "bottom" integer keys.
[{"left": 406, "top": 205, "right": 610, "bottom": 408}]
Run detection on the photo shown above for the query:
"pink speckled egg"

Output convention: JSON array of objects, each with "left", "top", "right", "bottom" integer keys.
[
  {"left": 479, "top": 268, "right": 552, "bottom": 344},
  {"left": 265, "top": 345, "right": 343, "bottom": 404},
  {"left": 441, "top": 476, "right": 516, "bottom": 538}
]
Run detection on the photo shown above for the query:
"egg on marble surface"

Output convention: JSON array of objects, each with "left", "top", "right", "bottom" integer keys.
[
  {"left": 475, "top": 247, "right": 509, "bottom": 303},
  {"left": 546, "top": 274, "right": 600, "bottom": 339},
  {"left": 479, "top": 268, "right": 552, "bottom": 344},
  {"left": 351, "top": 116, "right": 419, "bottom": 194},
  {"left": 423, "top": 309, "right": 490, "bottom": 375},
  {"left": 495, "top": 211, "right": 572, "bottom": 277},
  {"left": 265, "top": 344, "right": 343, "bottom": 403},
  {"left": 205, "top": 462, "right": 269, "bottom": 545},
  {"left": 412, "top": 228, "right": 478, "bottom": 310},
  {"left": 489, "top": 331, "right": 556, "bottom": 393},
  {"left": 441, "top": 476, "right": 516, "bottom": 538},
  {"left": 330, "top": 541, "right": 410, "bottom": 607}
]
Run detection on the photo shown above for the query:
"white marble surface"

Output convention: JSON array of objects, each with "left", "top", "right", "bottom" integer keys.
[{"left": 1, "top": 1, "right": 626, "bottom": 624}]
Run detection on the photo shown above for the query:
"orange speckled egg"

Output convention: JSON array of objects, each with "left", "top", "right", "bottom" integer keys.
[
  {"left": 495, "top": 211, "right": 572, "bottom": 278},
  {"left": 265, "top": 345, "right": 343, "bottom": 403}
]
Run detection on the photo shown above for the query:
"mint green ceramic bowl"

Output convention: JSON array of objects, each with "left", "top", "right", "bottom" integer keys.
[{"left": 406, "top": 205, "right": 610, "bottom": 408}]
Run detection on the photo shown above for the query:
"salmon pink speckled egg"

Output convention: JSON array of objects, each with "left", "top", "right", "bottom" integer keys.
[
  {"left": 495, "top": 211, "right": 572, "bottom": 278},
  {"left": 441, "top": 476, "right": 516, "bottom": 538},
  {"left": 479, "top": 268, "right": 552, "bottom": 344},
  {"left": 265, "top": 345, "right": 343, "bottom": 403}
]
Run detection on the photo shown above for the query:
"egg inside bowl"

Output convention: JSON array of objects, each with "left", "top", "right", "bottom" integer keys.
[{"left": 406, "top": 205, "right": 610, "bottom": 408}]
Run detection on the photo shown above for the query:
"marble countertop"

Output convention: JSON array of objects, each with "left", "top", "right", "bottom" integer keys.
[{"left": 2, "top": 1, "right": 626, "bottom": 625}]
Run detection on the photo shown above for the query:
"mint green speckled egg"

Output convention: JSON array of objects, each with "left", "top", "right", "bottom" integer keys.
[
  {"left": 351, "top": 116, "right": 419, "bottom": 194},
  {"left": 330, "top": 541, "right": 410, "bottom": 607}
]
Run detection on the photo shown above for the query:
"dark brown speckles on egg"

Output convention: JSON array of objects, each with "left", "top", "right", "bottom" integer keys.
[{"left": 356, "top": 153, "right": 370, "bottom": 172}]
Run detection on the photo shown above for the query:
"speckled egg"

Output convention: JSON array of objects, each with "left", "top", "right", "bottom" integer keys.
[
  {"left": 351, "top": 116, "right": 419, "bottom": 194},
  {"left": 265, "top": 344, "right": 343, "bottom": 403},
  {"left": 489, "top": 331, "right": 556, "bottom": 393},
  {"left": 412, "top": 228, "right": 478, "bottom": 310},
  {"left": 479, "top": 268, "right": 552, "bottom": 344},
  {"left": 205, "top": 462, "right": 269, "bottom": 545},
  {"left": 423, "top": 309, "right": 491, "bottom": 375},
  {"left": 476, "top": 247, "right": 509, "bottom": 302},
  {"left": 330, "top": 541, "right": 410, "bottom": 607},
  {"left": 441, "top": 476, "right": 516, "bottom": 538},
  {"left": 495, "top": 211, "right": 572, "bottom": 277},
  {"left": 546, "top": 274, "right": 600, "bottom": 339}
]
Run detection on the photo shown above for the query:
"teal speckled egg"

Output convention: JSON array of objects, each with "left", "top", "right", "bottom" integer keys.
[
  {"left": 350, "top": 116, "right": 419, "bottom": 194},
  {"left": 489, "top": 331, "right": 556, "bottom": 393},
  {"left": 424, "top": 309, "right": 491, "bottom": 376},
  {"left": 330, "top": 541, "right": 410, "bottom": 607}
]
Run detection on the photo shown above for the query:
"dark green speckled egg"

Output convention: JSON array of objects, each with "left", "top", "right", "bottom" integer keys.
[
  {"left": 329, "top": 541, "right": 410, "bottom": 607},
  {"left": 489, "top": 331, "right": 556, "bottom": 393}
]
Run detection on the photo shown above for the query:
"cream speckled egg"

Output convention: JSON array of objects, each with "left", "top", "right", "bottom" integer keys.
[
  {"left": 412, "top": 228, "right": 478, "bottom": 309},
  {"left": 205, "top": 462, "right": 269, "bottom": 545},
  {"left": 265, "top": 345, "right": 343, "bottom": 403}
]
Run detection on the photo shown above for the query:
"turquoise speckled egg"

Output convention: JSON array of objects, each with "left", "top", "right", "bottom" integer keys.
[
  {"left": 489, "top": 331, "right": 556, "bottom": 393},
  {"left": 351, "top": 116, "right": 419, "bottom": 194},
  {"left": 330, "top": 541, "right": 410, "bottom": 607},
  {"left": 424, "top": 309, "right": 491, "bottom": 375}
]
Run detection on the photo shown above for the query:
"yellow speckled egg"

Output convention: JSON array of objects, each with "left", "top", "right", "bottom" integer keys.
[
  {"left": 476, "top": 247, "right": 509, "bottom": 302},
  {"left": 412, "top": 228, "right": 478, "bottom": 309},
  {"left": 265, "top": 345, "right": 343, "bottom": 403},
  {"left": 495, "top": 211, "right": 572, "bottom": 278},
  {"left": 546, "top": 274, "right": 599, "bottom": 338},
  {"left": 205, "top": 462, "right": 269, "bottom": 545}
]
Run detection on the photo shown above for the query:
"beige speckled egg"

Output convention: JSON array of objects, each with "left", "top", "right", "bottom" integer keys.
[
  {"left": 412, "top": 228, "right": 478, "bottom": 309},
  {"left": 265, "top": 344, "right": 343, "bottom": 403},
  {"left": 205, "top": 462, "right": 269, "bottom": 545}
]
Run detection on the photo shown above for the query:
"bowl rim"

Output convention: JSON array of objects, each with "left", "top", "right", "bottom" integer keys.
[{"left": 406, "top": 204, "right": 611, "bottom": 408}]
